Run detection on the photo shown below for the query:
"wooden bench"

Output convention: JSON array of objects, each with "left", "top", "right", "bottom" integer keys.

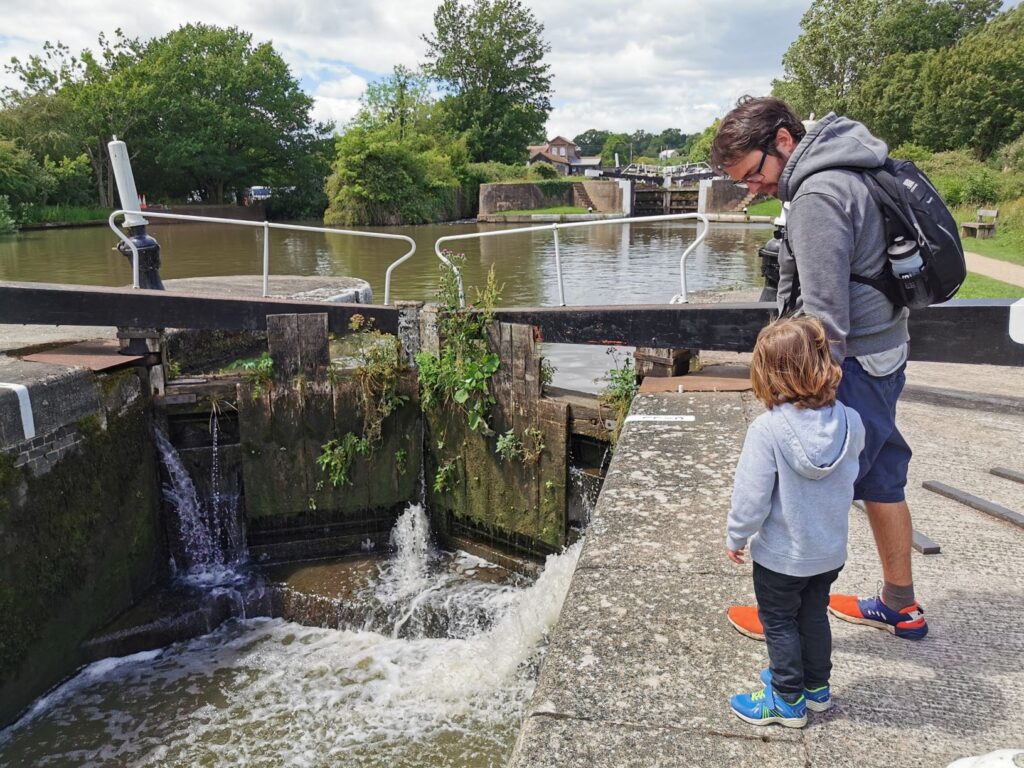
[{"left": 961, "top": 207, "right": 998, "bottom": 239}]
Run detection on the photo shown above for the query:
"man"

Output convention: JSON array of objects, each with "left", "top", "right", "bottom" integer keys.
[{"left": 711, "top": 96, "right": 928, "bottom": 641}]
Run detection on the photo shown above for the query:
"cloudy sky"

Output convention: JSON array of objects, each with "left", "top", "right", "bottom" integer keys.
[{"left": 0, "top": 0, "right": 1011, "bottom": 140}]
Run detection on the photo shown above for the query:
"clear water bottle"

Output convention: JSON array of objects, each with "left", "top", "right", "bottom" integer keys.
[{"left": 888, "top": 236, "right": 930, "bottom": 308}]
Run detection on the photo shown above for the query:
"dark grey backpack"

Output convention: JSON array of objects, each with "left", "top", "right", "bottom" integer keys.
[{"left": 783, "top": 158, "right": 966, "bottom": 313}]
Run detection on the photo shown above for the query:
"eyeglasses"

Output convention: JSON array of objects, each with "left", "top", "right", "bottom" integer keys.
[{"left": 734, "top": 148, "right": 770, "bottom": 188}]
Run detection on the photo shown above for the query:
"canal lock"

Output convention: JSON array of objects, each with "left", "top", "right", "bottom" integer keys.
[{"left": 0, "top": 305, "right": 616, "bottom": 757}]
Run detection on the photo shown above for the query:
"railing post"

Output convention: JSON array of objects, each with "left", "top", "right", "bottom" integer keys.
[
  {"left": 262, "top": 222, "right": 270, "bottom": 297},
  {"left": 553, "top": 225, "right": 566, "bottom": 306}
]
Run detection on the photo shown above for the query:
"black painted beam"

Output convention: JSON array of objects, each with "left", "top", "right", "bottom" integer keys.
[
  {"left": 923, "top": 480, "right": 1024, "bottom": 529},
  {"left": 0, "top": 281, "right": 398, "bottom": 334},
  {"left": 494, "top": 299, "right": 1024, "bottom": 366}
]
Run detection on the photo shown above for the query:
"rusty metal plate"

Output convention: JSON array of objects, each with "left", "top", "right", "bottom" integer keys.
[{"left": 20, "top": 340, "right": 143, "bottom": 371}]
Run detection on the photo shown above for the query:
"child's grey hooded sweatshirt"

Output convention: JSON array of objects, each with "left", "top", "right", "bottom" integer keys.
[{"left": 726, "top": 402, "right": 865, "bottom": 577}]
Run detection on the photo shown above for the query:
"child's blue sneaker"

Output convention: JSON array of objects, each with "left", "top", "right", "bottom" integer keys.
[
  {"left": 730, "top": 685, "right": 807, "bottom": 728},
  {"left": 759, "top": 668, "right": 832, "bottom": 712}
]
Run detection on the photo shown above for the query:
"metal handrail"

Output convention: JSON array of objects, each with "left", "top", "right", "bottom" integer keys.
[
  {"left": 108, "top": 210, "right": 416, "bottom": 304},
  {"left": 433, "top": 213, "right": 710, "bottom": 307}
]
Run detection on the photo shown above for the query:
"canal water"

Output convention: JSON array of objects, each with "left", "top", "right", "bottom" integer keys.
[{"left": 0, "top": 219, "right": 768, "bottom": 389}]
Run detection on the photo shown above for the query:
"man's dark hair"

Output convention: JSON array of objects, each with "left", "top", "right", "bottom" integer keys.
[{"left": 710, "top": 96, "right": 807, "bottom": 170}]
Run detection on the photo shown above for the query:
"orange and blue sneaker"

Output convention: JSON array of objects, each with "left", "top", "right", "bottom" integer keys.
[
  {"left": 828, "top": 594, "right": 928, "bottom": 640},
  {"left": 759, "top": 668, "right": 832, "bottom": 712},
  {"left": 726, "top": 605, "right": 764, "bottom": 641},
  {"left": 730, "top": 685, "right": 807, "bottom": 728}
]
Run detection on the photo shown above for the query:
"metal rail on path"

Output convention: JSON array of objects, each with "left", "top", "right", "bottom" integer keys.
[
  {"left": 433, "top": 213, "right": 710, "bottom": 307},
  {"left": 109, "top": 210, "right": 416, "bottom": 304}
]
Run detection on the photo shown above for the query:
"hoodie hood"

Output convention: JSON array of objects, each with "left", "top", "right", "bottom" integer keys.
[
  {"left": 767, "top": 402, "right": 854, "bottom": 480},
  {"left": 778, "top": 113, "right": 888, "bottom": 202}
]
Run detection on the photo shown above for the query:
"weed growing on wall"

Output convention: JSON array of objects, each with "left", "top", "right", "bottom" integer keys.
[
  {"left": 347, "top": 314, "right": 409, "bottom": 447},
  {"left": 223, "top": 351, "right": 274, "bottom": 399},
  {"left": 416, "top": 252, "right": 502, "bottom": 434},
  {"left": 317, "top": 433, "right": 371, "bottom": 487},
  {"left": 598, "top": 347, "right": 638, "bottom": 444},
  {"left": 433, "top": 461, "right": 457, "bottom": 493}
]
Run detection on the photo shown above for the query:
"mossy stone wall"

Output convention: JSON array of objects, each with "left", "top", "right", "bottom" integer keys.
[
  {"left": 0, "top": 378, "right": 164, "bottom": 727},
  {"left": 238, "top": 374, "right": 421, "bottom": 556},
  {"left": 425, "top": 322, "right": 569, "bottom": 554}
]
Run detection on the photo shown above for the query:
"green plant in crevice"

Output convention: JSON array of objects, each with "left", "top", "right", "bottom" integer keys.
[
  {"left": 433, "top": 461, "right": 457, "bottom": 494},
  {"left": 224, "top": 351, "right": 274, "bottom": 399},
  {"left": 317, "top": 432, "right": 370, "bottom": 488},
  {"left": 415, "top": 252, "right": 502, "bottom": 434},
  {"left": 348, "top": 314, "right": 410, "bottom": 448},
  {"left": 522, "top": 426, "right": 545, "bottom": 465},
  {"left": 540, "top": 357, "right": 556, "bottom": 388},
  {"left": 495, "top": 429, "right": 523, "bottom": 462},
  {"left": 598, "top": 347, "right": 638, "bottom": 444},
  {"left": 395, "top": 448, "right": 408, "bottom": 475}
]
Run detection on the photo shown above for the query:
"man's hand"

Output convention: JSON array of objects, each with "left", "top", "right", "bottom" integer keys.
[{"left": 727, "top": 547, "right": 746, "bottom": 565}]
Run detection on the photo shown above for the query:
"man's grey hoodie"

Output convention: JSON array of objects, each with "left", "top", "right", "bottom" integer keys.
[
  {"left": 777, "top": 113, "right": 909, "bottom": 361},
  {"left": 726, "top": 402, "right": 866, "bottom": 577}
]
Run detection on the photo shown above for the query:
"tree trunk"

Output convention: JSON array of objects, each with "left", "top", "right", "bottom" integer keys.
[{"left": 85, "top": 145, "right": 109, "bottom": 207}]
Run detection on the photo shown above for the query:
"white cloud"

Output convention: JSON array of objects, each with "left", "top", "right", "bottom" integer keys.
[{"left": 0, "top": 0, "right": 809, "bottom": 139}]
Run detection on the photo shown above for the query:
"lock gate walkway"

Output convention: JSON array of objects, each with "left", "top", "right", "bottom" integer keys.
[{"left": 509, "top": 368, "right": 1024, "bottom": 768}]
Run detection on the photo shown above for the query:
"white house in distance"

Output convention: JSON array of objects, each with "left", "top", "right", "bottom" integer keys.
[{"left": 527, "top": 136, "right": 602, "bottom": 176}]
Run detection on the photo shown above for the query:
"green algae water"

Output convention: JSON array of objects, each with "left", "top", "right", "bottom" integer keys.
[{"left": 0, "top": 507, "right": 582, "bottom": 767}]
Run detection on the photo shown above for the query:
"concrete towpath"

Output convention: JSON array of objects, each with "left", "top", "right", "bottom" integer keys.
[
  {"left": 965, "top": 250, "right": 1024, "bottom": 288},
  {"left": 509, "top": 377, "right": 1024, "bottom": 767}
]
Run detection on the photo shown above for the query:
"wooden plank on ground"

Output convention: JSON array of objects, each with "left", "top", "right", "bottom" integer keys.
[
  {"left": 991, "top": 467, "right": 1024, "bottom": 486},
  {"left": 922, "top": 480, "right": 1024, "bottom": 529}
]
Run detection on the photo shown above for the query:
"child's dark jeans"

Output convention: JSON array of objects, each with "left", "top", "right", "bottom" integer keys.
[{"left": 753, "top": 561, "right": 843, "bottom": 702}]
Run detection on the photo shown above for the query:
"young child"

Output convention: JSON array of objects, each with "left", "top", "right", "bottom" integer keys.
[{"left": 726, "top": 315, "right": 865, "bottom": 728}]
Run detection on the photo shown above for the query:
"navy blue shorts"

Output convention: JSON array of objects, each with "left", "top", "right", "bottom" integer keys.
[{"left": 837, "top": 358, "right": 912, "bottom": 503}]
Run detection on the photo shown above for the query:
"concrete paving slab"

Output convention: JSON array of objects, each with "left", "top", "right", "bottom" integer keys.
[
  {"left": 511, "top": 716, "right": 807, "bottom": 768},
  {"left": 526, "top": 566, "right": 786, "bottom": 740},
  {"left": 510, "top": 382, "right": 1024, "bottom": 767}
]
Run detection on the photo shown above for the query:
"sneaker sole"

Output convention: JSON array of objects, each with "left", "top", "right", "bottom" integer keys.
[
  {"left": 827, "top": 607, "right": 928, "bottom": 640},
  {"left": 731, "top": 709, "right": 807, "bottom": 728},
  {"left": 806, "top": 698, "right": 832, "bottom": 713},
  {"left": 727, "top": 615, "right": 765, "bottom": 641}
]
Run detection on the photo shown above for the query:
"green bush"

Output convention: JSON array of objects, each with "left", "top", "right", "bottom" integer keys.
[
  {"left": 0, "top": 196, "right": 16, "bottom": 234},
  {"left": 464, "top": 161, "right": 530, "bottom": 184},
  {"left": 891, "top": 142, "right": 933, "bottom": 164},
  {"left": 42, "top": 154, "right": 95, "bottom": 206},
  {"left": 998, "top": 134, "right": 1024, "bottom": 173},
  {"left": 530, "top": 162, "right": 558, "bottom": 179}
]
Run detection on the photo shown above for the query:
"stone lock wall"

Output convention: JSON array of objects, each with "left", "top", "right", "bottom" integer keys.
[
  {"left": 422, "top": 319, "right": 570, "bottom": 555},
  {"left": 0, "top": 369, "right": 164, "bottom": 727}
]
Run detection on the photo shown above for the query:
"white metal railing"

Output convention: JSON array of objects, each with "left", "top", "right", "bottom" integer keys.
[
  {"left": 109, "top": 210, "right": 416, "bottom": 304},
  {"left": 433, "top": 213, "right": 710, "bottom": 306}
]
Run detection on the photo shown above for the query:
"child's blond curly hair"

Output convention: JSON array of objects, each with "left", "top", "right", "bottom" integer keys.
[{"left": 750, "top": 315, "right": 842, "bottom": 409}]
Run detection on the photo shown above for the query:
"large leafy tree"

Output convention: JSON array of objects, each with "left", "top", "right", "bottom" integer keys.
[
  {"left": 355, "top": 65, "right": 437, "bottom": 141},
  {"left": 773, "top": 0, "right": 999, "bottom": 118},
  {"left": 2, "top": 31, "right": 148, "bottom": 207},
  {"left": 572, "top": 129, "right": 611, "bottom": 156},
  {"left": 913, "top": 5, "right": 1024, "bottom": 157},
  {"left": 422, "top": 0, "right": 552, "bottom": 164},
  {"left": 847, "top": 51, "right": 933, "bottom": 148},
  {"left": 134, "top": 24, "right": 331, "bottom": 203}
]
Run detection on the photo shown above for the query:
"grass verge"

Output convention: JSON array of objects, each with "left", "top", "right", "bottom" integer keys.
[
  {"left": 747, "top": 199, "right": 782, "bottom": 218},
  {"left": 957, "top": 272, "right": 1024, "bottom": 299}
]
